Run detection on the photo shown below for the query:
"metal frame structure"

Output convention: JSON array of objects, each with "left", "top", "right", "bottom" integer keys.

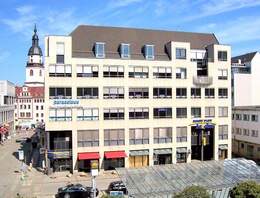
[{"left": 116, "top": 158, "right": 260, "bottom": 198}]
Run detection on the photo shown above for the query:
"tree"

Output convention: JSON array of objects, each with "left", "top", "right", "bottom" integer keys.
[
  {"left": 230, "top": 181, "right": 260, "bottom": 198},
  {"left": 174, "top": 186, "right": 210, "bottom": 198}
]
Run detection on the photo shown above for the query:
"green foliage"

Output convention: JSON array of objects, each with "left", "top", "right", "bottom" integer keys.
[
  {"left": 101, "top": 194, "right": 124, "bottom": 198},
  {"left": 230, "top": 181, "right": 260, "bottom": 198},
  {"left": 174, "top": 186, "right": 210, "bottom": 198}
]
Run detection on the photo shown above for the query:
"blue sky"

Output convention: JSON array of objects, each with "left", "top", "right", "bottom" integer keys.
[{"left": 0, "top": 0, "right": 260, "bottom": 85}]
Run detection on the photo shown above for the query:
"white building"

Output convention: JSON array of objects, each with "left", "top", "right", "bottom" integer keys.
[
  {"left": 0, "top": 80, "right": 15, "bottom": 141},
  {"left": 44, "top": 25, "right": 231, "bottom": 173}
]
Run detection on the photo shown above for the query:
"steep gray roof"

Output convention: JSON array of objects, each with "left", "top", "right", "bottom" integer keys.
[
  {"left": 232, "top": 52, "right": 257, "bottom": 63},
  {"left": 28, "top": 25, "right": 42, "bottom": 56},
  {"left": 70, "top": 25, "right": 219, "bottom": 60}
]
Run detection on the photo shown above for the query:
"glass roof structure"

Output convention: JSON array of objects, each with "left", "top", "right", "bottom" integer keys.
[{"left": 116, "top": 158, "right": 260, "bottom": 198}]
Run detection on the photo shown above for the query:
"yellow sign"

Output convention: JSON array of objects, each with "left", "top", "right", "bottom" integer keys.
[
  {"left": 91, "top": 160, "right": 99, "bottom": 169},
  {"left": 202, "top": 137, "right": 207, "bottom": 146}
]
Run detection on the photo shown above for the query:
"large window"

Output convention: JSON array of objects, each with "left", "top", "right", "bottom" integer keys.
[
  {"left": 176, "top": 127, "right": 187, "bottom": 142},
  {"left": 218, "top": 69, "right": 228, "bottom": 80},
  {"left": 191, "top": 107, "right": 201, "bottom": 118},
  {"left": 49, "top": 108, "right": 72, "bottom": 121},
  {"left": 56, "top": 42, "right": 65, "bottom": 64},
  {"left": 218, "top": 88, "right": 228, "bottom": 98},
  {"left": 77, "top": 65, "right": 98, "bottom": 77},
  {"left": 49, "top": 64, "right": 72, "bottom": 77},
  {"left": 103, "top": 87, "right": 124, "bottom": 99},
  {"left": 77, "top": 87, "right": 98, "bottom": 99},
  {"left": 153, "top": 108, "right": 172, "bottom": 119},
  {"left": 205, "top": 88, "right": 215, "bottom": 98},
  {"left": 191, "top": 88, "right": 201, "bottom": 98},
  {"left": 77, "top": 108, "right": 99, "bottom": 121},
  {"left": 120, "top": 43, "right": 130, "bottom": 58},
  {"left": 103, "top": 65, "right": 124, "bottom": 78},
  {"left": 251, "top": 114, "right": 258, "bottom": 122},
  {"left": 129, "top": 107, "right": 149, "bottom": 119},
  {"left": 145, "top": 45, "right": 154, "bottom": 60},
  {"left": 129, "top": 128, "right": 149, "bottom": 145},
  {"left": 243, "top": 114, "right": 250, "bottom": 121},
  {"left": 205, "top": 107, "right": 215, "bottom": 117},
  {"left": 77, "top": 130, "right": 99, "bottom": 147},
  {"left": 129, "top": 66, "right": 149, "bottom": 78},
  {"left": 218, "top": 51, "right": 227, "bottom": 61},
  {"left": 219, "top": 107, "right": 228, "bottom": 117},
  {"left": 176, "top": 108, "right": 187, "bottom": 118},
  {"left": 129, "top": 87, "right": 149, "bottom": 99},
  {"left": 219, "top": 125, "right": 228, "bottom": 140},
  {"left": 49, "top": 87, "right": 72, "bottom": 99},
  {"left": 176, "top": 88, "right": 187, "bottom": 98},
  {"left": 104, "top": 108, "right": 124, "bottom": 120},
  {"left": 176, "top": 48, "right": 186, "bottom": 59},
  {"left": 153, "top": 67, "right": 172, "bottom": 78},
  {"left": 153, "top": 88, "right": 172, "bottom": 98},
  {"left": 252, "top": 130, "right": 258, "bottom": 137},
  {"left": 176, "top": 68, "right": 187, "bottom": 79},
  {"left": 153, "top": 127, "right": 172, "bottom": 144},
  {"left": 104, "top": 129, "right": 125, "bottom": 146},
  {"left": 95, "top": 42, "right": 105, "bottom": 58}
]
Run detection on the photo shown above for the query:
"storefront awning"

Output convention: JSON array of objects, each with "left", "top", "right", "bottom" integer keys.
[
  {"left": 130, "top": 150, "right": 149, "bottom": 156},
  {"left": 176, "top": 147, "right": 187, "bottom": 153},
  {"left": 219, "top": 144, "right": 228, "bottom": 150},
  {"left": 105, "top": 151, "right": 127, "bottom": 159},
  {"left": 78, "top": 152, "right": 100, "bottom": 160},
  {"left": 154, "top": 148, "right": 172, "bottom": 155}
]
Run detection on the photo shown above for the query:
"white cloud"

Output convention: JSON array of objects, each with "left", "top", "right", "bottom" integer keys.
[
  {"left": 0, "top": 51, "right": 10, "bottom": 63},
  {"left": 109, "top": 0, "right": 143, "bottom": 8},
  {"left": 16, "top": 5, "right": 34, "bottom": 15}
]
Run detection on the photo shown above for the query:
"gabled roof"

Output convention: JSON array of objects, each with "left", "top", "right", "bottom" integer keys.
[
  {"left": 232, "top": 51, "right": 257, "bottom": 63},
  {"left": 15, "top": 86, "right": 44, "bottom": 98},
  {"left": 69, "top": 25, "right": 219, "bottom": 60}
]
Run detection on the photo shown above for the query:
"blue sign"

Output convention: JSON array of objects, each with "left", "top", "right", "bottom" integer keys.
[{"left": 110, "top": 191, "right": 124, "bottom": 196}]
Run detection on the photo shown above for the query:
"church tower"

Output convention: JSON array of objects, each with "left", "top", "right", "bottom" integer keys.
[{"left": 25, "top": 25, "right": 44, "bottom": 87}]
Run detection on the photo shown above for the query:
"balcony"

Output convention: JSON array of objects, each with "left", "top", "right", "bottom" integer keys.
[{"left": 193, "top": 76, "right": 213, "bottom": 86}]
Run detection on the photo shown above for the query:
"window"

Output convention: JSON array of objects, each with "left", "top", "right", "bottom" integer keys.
[
  {"left": 39, "top": 70, "right": 42, "bottom": 76},
  {"left": 191, "top": 107, "right": 201, "bottom": 118},
  {"left": 176, "top": 147, "right": 187, "bottom": 163},
  {"left": 28, "top": 105, "right": 31, "bottom": 109},
  {"left": 121, "top": 43, "right": 130, "bottom": 58},
  {"left": 41, "top": 113, "right": 44, "bottom": 117},
  {"left": 191, "top": 88, "right": 201, "bottom": 98},
  {"left": 176, "top": 108, "right": 187, "bottom": 118},
  {"left": 30, "top": 69, "right": 33, "bottom": 76},
  {"left": 218, "top": 51, "right": 227, "bottom": 61},
  {"left": 49, "top": 87, "right": 72, "bottom": 99},
  {"left": 129, "top": 87, "right": 149, "bottom": 99},
  {"left": 219, "top": 125, "right": 228, "bottom": 140},
  {"left": 36, "top": 106, "right": 39, "bottom": 110},
  {"left": 41, "top": 106, "right": 43, "bottom": 110},
  {"left": 205, "top": 88, "right": 215, "bottom": 98},
  {"left": 219, "top": 107, "right": 228, "bottom": 117},
  {"left": 77, "top": 87, "right": 98, "bottom": 99},
  {"left": 95, "top": 42, "right": 105, "bottom": 58},
  {"left": 176, "top": 88, "right": 187, "bottom": 98},
  {"left": 251, "top": 114, "right": 258, "bottom": 122},
  {"left": 77, "top": 65, "right": 98, "bottom": 77},
  {"left": 153, "top": 127, "right": 172, "bottom": 143},
  {"left": 103, "top": 87, "right": 124, "bottom": 99},
  {"left": 49, "top": 64, "right": 72, "bottom": 77},
  {"left": 176, "top": 127, "right": 187, "bottom": 142},
  {"left": 78, "top": 130, "right": 99, "bottom": 147},
  {"left": 153, "top": 108, "right": 172, "bottom": 118},
  {"left": 26, "top": 112, "right": 31, "bottom": 117},
  {"left": 218, "top": 69, "right": 228, "bottom": 80},
  {"left": 236, "top": 128, "right": 242, "bottom": 135},
  {"left": 49, "top": 108, "right": 72, "bottom": 121},
  {"left": 104, "top": 108, "right": 124, "bottom": 120},
  {"left": 243, "top": 129, "right": 250, "bottom": 136},
  {"left": 243, "top": 114, "right": 250, "bottom": 121},
  {"left": 176, "top": 48, "right": 186, "bottom": 59},
  {"left": 20, "top": 112, "right": 25, "bottom": 117},
  {"left": 236, "top": 114, "right": 242, "bottom": 120},
  {"left": 36, "top": 113, "right": 39, "bottom": 117},
  {"left": 129, "top": 66, "right": 149, "bottom": 78},
  {"left": 129, "top": 128, "right": 149, "bottom": 145},
  {"left": 176, "top": 68, "right": 186, "bottom": 79},
  {"left": 129, "top": 107, "right": 149, "bottom": 119},
  {"left": 205, "top": 107, "right": 215, "bottom": 117},
  {"left": 77, "top": 108, "right": 99, "bottom": 121},
  {"left": 252, "top": 130, "right": 258, "bottom": 137},
  {"left": 153, "top": 88, "right": 172, "bottom": 98},
  {"left": 56, "top": 42, "right": 65, "bottom": 64},
  {"left": 104, "top": 129, "right": 125, "bottom": 146},
  {"left": 153, "top": 67, "right": 172, "bottom": 78},
  {"left": 103, "top": 65, "right": 124, "bottom": 77},
  {"left": 145, "top": 45, "right": 154, "bottom": 60},
  {"left": 218, "top": 88, "right": 228, "bottom": 98}
]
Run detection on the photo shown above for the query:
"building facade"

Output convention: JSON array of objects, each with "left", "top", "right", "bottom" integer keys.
[
  {"left": 232, "top": 106, "right": 260, "bottom": 163},
  {"left": 15, "top": 25, "right": 45, "bottom": 128},
  {"left": 0, "top": 80, "right": 15, "bottom": 141},
  {"left": 44, "top": 25, "right": 231, "bottom": 173}
]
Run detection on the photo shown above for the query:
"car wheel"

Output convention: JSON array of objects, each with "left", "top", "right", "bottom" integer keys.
[{"left": 64, "top": 193, "right": 70, "bottom": 198}]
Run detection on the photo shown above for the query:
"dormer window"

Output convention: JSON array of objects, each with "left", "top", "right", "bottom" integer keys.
[
  {"left": 95, "top": 42, "right": 105, "bottom": 58},
  {"left": 120, "top": 43, "right": 130, "bottom": 59},
  {"left": 145, "top": 45, "right": 154, "bottom": 60}
]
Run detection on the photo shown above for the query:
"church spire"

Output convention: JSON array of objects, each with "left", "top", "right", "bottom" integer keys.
[{"left": 28, "top": 24, "right": 42, "bottom": 56}]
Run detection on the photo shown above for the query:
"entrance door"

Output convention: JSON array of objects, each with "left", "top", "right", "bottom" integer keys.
[{"left": 158, "top": 154, "right": 172, "bottom": 164}]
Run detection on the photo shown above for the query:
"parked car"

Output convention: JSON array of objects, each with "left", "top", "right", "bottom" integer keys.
[
  {"left": 56, "top": 183, "right": 98, "bottom": 198},
  {"left": 107, "top": 181, "right": 128, "bottom": 195}
]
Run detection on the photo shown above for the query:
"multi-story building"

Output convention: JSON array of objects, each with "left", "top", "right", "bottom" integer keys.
[
  {"left": 232, "top": 106, "right": 260, "bottom": 163},
  {"left": 0, "top": 80, "right": 15, "bottom": 141},
  {"left": 44, "top": 25, "right": 231, "bottom": 173},
  {"left": 15, "top": 25, "right": 45, "bottom": 128}
]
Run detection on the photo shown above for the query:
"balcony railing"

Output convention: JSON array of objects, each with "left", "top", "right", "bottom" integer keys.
[{"left": 193, "top": 76, "right": 213, "bottom": 86}]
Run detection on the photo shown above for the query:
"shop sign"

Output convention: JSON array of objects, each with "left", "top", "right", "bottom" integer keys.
[
  {"left": 52, "top": 99, "right": 80, "bottom": 107},
  {"left": 192, "top": 119, "right": 212, "bottom": 125}
]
